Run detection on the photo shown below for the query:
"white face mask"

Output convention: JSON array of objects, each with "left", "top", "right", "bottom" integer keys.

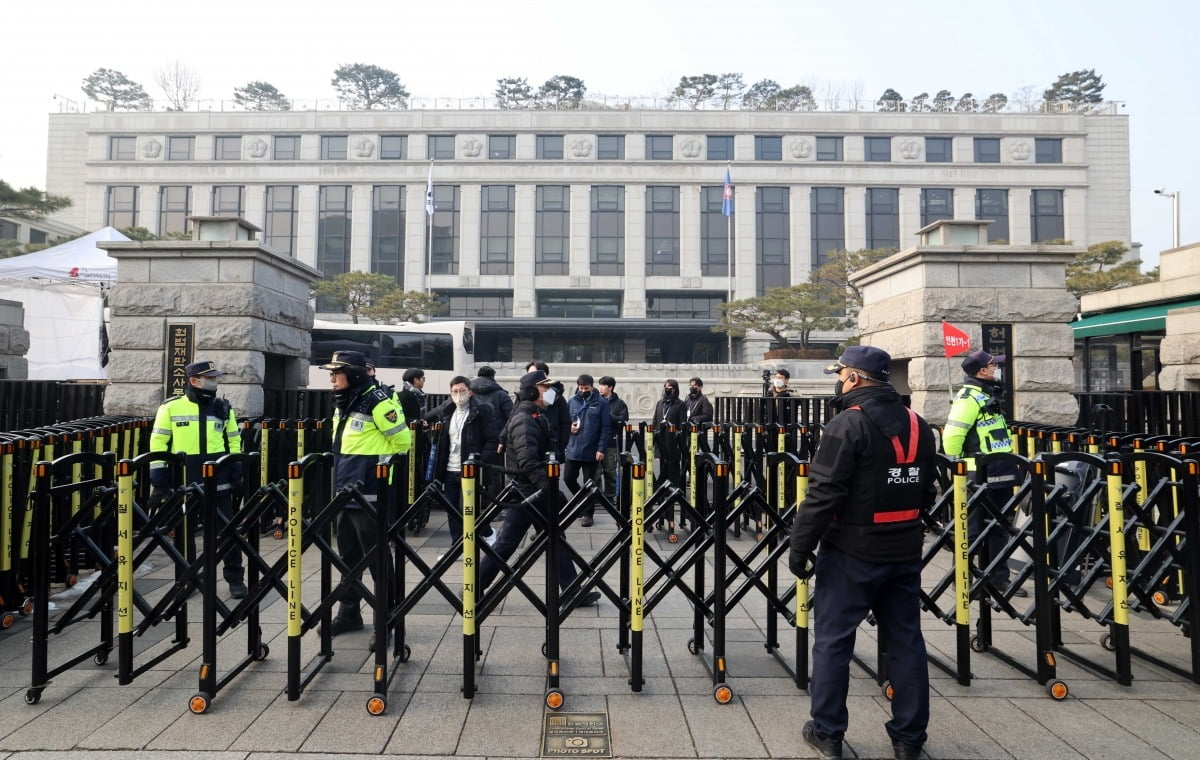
[
  {"left": 451, "top": 391, "right": 470, "bottom": 408},
  {"left": 993, "top": 367, "right": 1003, "bottom": 383},
  {"left": 541, "top": 387, "right": 557, "bottom": 405},
  {"left": 772, "top": 378, "right": 786, "bottom": 389}
]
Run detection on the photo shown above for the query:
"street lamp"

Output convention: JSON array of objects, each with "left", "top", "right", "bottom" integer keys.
[{"left": 1154, "top": 188, "right": 1181, "bottom": 249}]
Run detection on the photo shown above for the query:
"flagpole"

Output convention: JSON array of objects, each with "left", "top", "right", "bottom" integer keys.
[{"left": 425, "top": 160, "right": 434, "bottom": 297}]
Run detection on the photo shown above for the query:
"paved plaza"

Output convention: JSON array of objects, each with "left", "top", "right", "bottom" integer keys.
[{"left": 1, "top": 508, "right": 1197, "bottom": 760}]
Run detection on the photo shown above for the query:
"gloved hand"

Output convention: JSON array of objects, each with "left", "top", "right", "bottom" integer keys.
[
  {"left": 789, "top": 551, "right": 814, "bottom": 580},
  {"left": 147, "top": 486, "right": 175, "bottom": 515}
]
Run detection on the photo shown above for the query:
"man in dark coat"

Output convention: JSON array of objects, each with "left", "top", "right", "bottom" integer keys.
[
  {"left": 597, "top": 376, "right": 628, "bottom": 505},
  {"left": 423, "top": 375, "right": 500, "bottom": 545}
]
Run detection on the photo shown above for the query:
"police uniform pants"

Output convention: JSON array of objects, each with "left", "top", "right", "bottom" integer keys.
[
  {"left": 969, "top": 484, "right": 1015, "bottom": 587},
  {"left": 562, "top": 459, "right": 599, "bottom": 518},
  {"left": 214, "top": 493, "right": 243, "bottom": 583},
  {"left": 478, "top": 486, "right": 581, "bottom": 593},
  {"left": 600, "top": 446, "right": 619, "bottom": 504},
  {"left": 810, "top": 547, "right": 929, "bottom": 747},
  {"left": 335, "top": 505, "right": 396, "bottom": 617}
]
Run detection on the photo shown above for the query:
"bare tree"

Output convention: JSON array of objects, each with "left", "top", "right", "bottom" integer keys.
[
  {"left": 155, "top": 61, "right": 202, "bottom": 111},
  {"left": 1011, "top": 84, "right": 1041, "bottom": 113},
  {"left": 846, "top": 80, "right": 866, "bottom": 111}
]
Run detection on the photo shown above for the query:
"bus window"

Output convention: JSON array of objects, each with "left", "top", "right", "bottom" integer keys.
[
  {"left": 424, "top": 334, "right": 453, "bottom": 370},
  {"left": 311, "top": 329, "right": 380, "bottom": 365},
  {"left": 381, "top": 334, "right": 423, "bottom": 368}
]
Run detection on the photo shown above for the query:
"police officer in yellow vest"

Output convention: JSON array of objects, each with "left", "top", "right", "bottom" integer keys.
[
  {"left": 149, "top": 360, "right": 246, "bottom": 598},
  {"left": 942, "top": 349, "right": 1027, "bottom": 597},
  {"left": 323, "top": 350, "right": 412, "bottom": 636}
]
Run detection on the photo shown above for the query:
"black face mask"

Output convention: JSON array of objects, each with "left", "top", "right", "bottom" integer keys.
[
  {"left": 688, "top": 388, "right": 700, "bottom": 399},
  {"left": 663, "top": 388, "right": 677, "bottom": 399},
  {"left": 832, "top": 377, "right": 846, "bottom": 398}
]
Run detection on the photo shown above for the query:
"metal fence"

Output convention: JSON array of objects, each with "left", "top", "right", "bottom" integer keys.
[
  {"left": 1073, "top": 391, "right": 1200, "bottom": 437},
  {"left": 0, "top": 381, "right": 106, "bottom": 432}
]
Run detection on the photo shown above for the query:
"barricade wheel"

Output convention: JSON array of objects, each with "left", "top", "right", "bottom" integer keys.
[
  {"left": 1105, "top": 576, "right": 1114, "bottom": 589},
  {"left": 366, "top": 695, "right": 387, "bottom": 715},
  {"left": 1152, "top": 590, "right": 1173, "bottom": 606},
  {"left": 188, "top": 692, "right": 211, "bottom": 714},
  {"left": 25, "top": 689, "right": 41, "bottom": 705},
  {"left": 255, "top": 643, "right": 270, "bottom": 660},
  {"left": 272, "top": 528, "right": 284, "bottom": 540},
  {"left": 882, "top": 681, "right": 895, "bottom": 700},
  {"left": 1100, "top": 633, "right": 1115, "bottom": 652},
  {"left": 713, "top": 684, "right": 734, "bottom": 704},
  {"left": 545, "top": 689, "right": 564, "bottom": 710},
  {"left": 970, "top": 635, "right": 987, "bottom": 653},
  {"left": 21, "top": 598, "right": 33, "bottom": 616},
  {"left": 65, "top": 574, "right": 78, "bottom": 588},
  {"left": 687, "top": 638, "right": 698, "bottom": 655},
  {"left": 542, "top": 642, "right": 548, "bottom": 657},
  {"left": 94, "top": 650, "right": 109, "bottom": 666},
  {"left": 1, "top": 612, "right": 13, "bottom": 629},
  {"left": 668, "top": 533, "right": 679, "bottom": 544},
  {"left": 756, "top": 533, "right": 764, "bottom": 542},
  {"left": 399, "top": 644, "right": 411, "bottom": 662},
  {"left": 1047, "top": 680, "right": 1069, "bottom": 700}
]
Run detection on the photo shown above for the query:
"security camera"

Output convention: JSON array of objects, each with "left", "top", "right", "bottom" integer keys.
[{"left": 1154, "top": 188, "right": 1166, "bottom": 195}]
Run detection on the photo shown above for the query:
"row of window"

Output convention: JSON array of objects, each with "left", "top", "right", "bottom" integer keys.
[
  {"left": 106, "top": 184, "right": 1065, "bottom": 296},
  {"left": 432, "top": 290, "right": 726, "bottom": 320},
  {"left": 108, "top": 134, "right": 1065, "bottom": 164}
]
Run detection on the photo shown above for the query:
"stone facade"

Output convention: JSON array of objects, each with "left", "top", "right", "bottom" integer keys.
[
  {"left": 854, "top": 223, "right": 1079, "bottom": 426},
  {"left": 0, "top": 299, "right": 30, "bottom": 379},
  {"left": 99, "top": 220, "right": 320, "bottom": 416}
]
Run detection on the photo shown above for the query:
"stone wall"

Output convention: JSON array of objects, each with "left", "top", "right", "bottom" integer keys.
[
  {"left": 100, "top": 237, "right": 319, "bottom": 416},
  {"left": 853, "top": 243, "right": 1079, "bottom": 426},
  {"left": 0, "top": 298, "right": 29, "bottom": 379}
]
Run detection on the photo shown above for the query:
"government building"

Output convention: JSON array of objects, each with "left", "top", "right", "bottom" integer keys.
[{"left": 44, "top": 107, "right": 1131, "bottom": 366}]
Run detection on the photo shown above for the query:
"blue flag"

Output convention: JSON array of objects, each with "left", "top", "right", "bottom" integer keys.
[{"left": 722, "top": 169, "right": 733, "bottom": 217}]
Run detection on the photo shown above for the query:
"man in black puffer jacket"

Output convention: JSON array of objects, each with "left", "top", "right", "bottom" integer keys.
[
  {"left": 788, "top": 345, "right": 937, "bottom": 760},
  {"left": 477, "top": 370, "right": 599, "bottom": 607},
  {"left": 470, "top": 366, "right": 513, "bottom": 421}
]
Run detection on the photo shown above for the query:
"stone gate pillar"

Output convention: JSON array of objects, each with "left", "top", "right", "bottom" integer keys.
[
  {"left": 99, "top": 217, "right": 320, "bottom": 416},
  {"left": 852, "top": 220, "right": 1079, "bottom": 427}
]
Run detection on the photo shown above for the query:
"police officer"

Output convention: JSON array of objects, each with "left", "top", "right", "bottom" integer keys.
[
  {"left": 789, "top": 346, "right": 936, "bottom": 760},
  {"left": 149, "top": 360, "right": 246, "bottom": 598},
  {"left": 323, "top": 350, "right": 412, "bottom": 636},
  {"left": 942, "top": 349, "right": 1026, "bottom": 597}
]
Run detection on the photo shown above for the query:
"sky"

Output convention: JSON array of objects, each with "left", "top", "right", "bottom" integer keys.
[{"left": 3, "top": 0, "right": 1196, "bottom": 269}]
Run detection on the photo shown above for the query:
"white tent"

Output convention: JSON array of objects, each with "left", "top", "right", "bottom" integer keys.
[{"left": 0, "top": 227, "right": 128, "bottom": 379}]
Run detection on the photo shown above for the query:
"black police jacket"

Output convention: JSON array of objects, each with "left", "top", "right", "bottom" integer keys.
[{"left": 789, "top": 384, "right": 937, "bottom": 567}]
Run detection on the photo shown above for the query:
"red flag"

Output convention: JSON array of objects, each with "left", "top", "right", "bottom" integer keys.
[{"left": 942, "top": 321, "right": 970, "bottom": 357}]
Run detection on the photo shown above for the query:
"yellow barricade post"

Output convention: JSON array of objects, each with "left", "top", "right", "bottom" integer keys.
[
  {"left": 116, "top": 460, "right": 134, "bottom": 684},
  {"left": 953, "top": 459, "right": 972, "bottom": 683},
  {"left": 1105, "top": 459, "right": 1133, "bottom": 685}
]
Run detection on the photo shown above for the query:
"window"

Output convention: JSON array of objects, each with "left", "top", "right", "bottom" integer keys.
[
  {"left": 537, "top": 292, "right": 622, "bottom": 319},
  {"left": 810, "top": 187, "right": 845, "bottom": 268},
  {"left": 700, "top": 186, "right": 735, "bottom": 277},
  {"left": 264, "top": 186, "right": 297, "bottom": 256},
  {"left": 865, "top": 188, "right": 900, "bottom": 249},
  {"left": 536, "top": 185, "right": 569, "bottom": 275},
  {"left": 597, "top": 134, "right": 624, "bottom": 160},
  {"left": 646, "top": 293, "right": 725, "bottom": 319},
  {"left": 975, "top": 189, "right": 1009, "bottom": 242},
  {"left": 756, "top": 187, "right": 790, "bottom": 296},
  {"left": 429, "top": 185, "right": 460, "bottom": 275},
  {"left": 925, "top": 137, "right": 952, "bottom": 163},
  {"left": 645, "top": 186, "right": 680, "bottom": 276},
  {"left": 974, "top": 137, "right": 1000, "bottom": 163},
  {"left": 532, "top": 334, "right": 625, "bottom": 363},
  {"left": 0, "top": 221, "right": 18, "bottom": 239},
  {"left": 1036, "top": 138, "right": 1063, "bottom": 164},
  {"left": 109, "top": 136, "right": 136, "bottom": 160},
  {"left": 273, "top": 135, "right": 300, "bottom": 160},
  {"left": 816, "top": 136, "right": 843, "bottom": 161},
  {"left": 214, "top": 136, "right": 242, "bottom": 160},
  {"left": 29, "top": 229, "right": 47, "bottom": 244},
  {"left": 1030, "top": 189, "right": 1065, "bottom": 242},
  {"left": 488, "top": 134, "right": 515, "bottom": 159},
  {"left": 707, "top": 135, "right": 733, "bottom": 161},
  {"left": 920, "top": 188, "right": 954, "bottom": 227},
  {"left": 167, "top": 136, "right": 194, "bottom": 161},
  {"left": 536, "top": 134, "right": 564, "bottom": 159},
  {"left": 590, "top": 186, "right": 625, "bottom": 276},
  {"left": 865, "top": 137, "right": 892, "bottom": 162},
  {"left": 380, "top": 135, "right": 407, "bottom": 160},
  {"left": 755, "top": 135, "right": 782, "bottom": 161},
  {"left": 158, "top": 186, "right": 192, "bottom": 236},
  {"left": 480, "top": 185, "right": 515, "bottom": 275},
  {"left": 371, "top": 186, "right": 405, "bottom": 286},
  {"left": 428, "top": 134, "right": 455, "bottom": 160},
  {"left": 212, "top": 185, "right": 244, "bottom": 217},
  {"left": 645, "top": 134, "right": 673, "bottom": 160},
  {"left": 646, "top": 334, "right": 723, "bottom": 363},
  {"left": 439, "top": 291, "right": 513, "bottom": 318},
  {"left": 320, "top": 135, "right": 347, "bottom": 160},
  {"left": 316, "top": 186, "right": 352, "bottom": 309}
]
